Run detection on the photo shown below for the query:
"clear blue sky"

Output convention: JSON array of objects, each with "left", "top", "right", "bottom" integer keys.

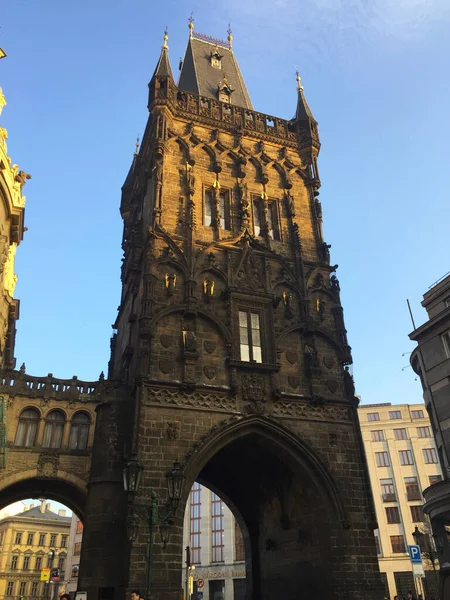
[{"left": 1, "top": 0, "right": 449, "bottom": 405}]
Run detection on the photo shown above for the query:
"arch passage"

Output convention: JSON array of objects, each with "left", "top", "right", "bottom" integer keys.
[
  {"left": 0, "top": 476, "right": 87, "bottom": 520},
  {"left": 181, "top": 418, "right": 347, "bottom": 600}
]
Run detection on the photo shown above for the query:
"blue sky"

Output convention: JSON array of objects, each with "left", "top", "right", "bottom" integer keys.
[{"left": 1, "top": 0, "right": 449, "bottom": 405}]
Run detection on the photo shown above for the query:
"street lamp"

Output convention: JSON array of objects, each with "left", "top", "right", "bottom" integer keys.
[
  {"left": 412, "top": 526, "right": 440, "bottom": 593},
  {"left": 123, "top": 456, "right": 185, "bottom": 599},
  {"left": 47, "top": 550, "right": 58, "bottom": 600}
]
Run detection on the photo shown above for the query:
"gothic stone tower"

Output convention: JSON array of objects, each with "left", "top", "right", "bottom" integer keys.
[{"left": 79, "top": 25, "right": 382, "bottom": 600}]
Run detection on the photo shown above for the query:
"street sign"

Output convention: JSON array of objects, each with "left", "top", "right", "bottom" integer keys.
[
  {"left": 40, "top": 568, "right": 50, "bottom": 582},
  {"left": 412, "top": 563, "right": 425, "bottom": 578},
  {"left": 51, "top": 567, "right": 60, "bottom": 581},
  {"left": 197, "top": 579, "right": 204, "bottom": 588},
  {"left": 197, "top": 594, "right": 203, "bottom": 599},
  {"left": 408, "top": 545, "right": 422, "bottom": 564}
]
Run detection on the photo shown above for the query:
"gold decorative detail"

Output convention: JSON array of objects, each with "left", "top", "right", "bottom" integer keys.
[
  {"left": 0, "top": 88, "right": 6, "bottom": 116},
  {"left": 227, "top": 25, "right": 233, "bottom": 50},
  {"left": 188, "top": 13, "right": 194, "bottom": 38},
  {"left": 3, "top": 243, "right": 18, "bottom": 297},
  {"left": 296, "top": 69, "right": 303, "bottom": 91},
  {"left": 163, "top": 26, "right": 169, "bottom": 49}
]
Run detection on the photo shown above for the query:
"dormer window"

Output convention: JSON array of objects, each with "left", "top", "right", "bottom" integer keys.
[
  {"left": 211, "top": 46, "right": 223, "bottom": 69},
  {"left": 217, "top": 75, "right": 234, "bottom": 105}
]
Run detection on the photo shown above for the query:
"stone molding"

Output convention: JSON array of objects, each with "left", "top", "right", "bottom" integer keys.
[
  {"left": 273, "top": 400, "right": 350, "bottom": 422},
  {"left": 143, "top": 386, "right": 237, "bottom": 412}
]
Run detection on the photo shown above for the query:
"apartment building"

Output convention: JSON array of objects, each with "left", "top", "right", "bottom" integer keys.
[
  {"left": 182, "top": 484, "right": 246, "bottom": 600},
  {"left": 0, "top": 500, "right": 71, "bottom": 600},
  {"left": 359, "top": 403, "right": 443, "bottom": 598}
]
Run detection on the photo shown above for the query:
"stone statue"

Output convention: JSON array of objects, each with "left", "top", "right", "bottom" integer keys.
[
  {"left": 164, "top": 273, "right": 177, "bottom": 296},
  {"left": 343, "top": 366, "right": 355, "bottom": 397},
  {"left": 314, "top": 198, "right": 322, "bottom": 221},
  {"left": 285, "top": 191, "right": 295, "bottom": 218},
  {"left": 182, "top": 330, "right": 197, "bottom": 353},
  {"left": 186, "top": 164, "right": 195, "bottom": 196}
]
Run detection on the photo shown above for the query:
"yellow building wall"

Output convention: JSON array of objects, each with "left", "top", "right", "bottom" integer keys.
[{"left": 359, "top": 403, "right": 443, "bottom": 598}]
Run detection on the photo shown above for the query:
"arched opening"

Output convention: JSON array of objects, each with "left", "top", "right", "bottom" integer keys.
[
  {"left": 0, "top": 494, "right": 84, "bottom": 600},
  {"left": 182, "top": 482, "right": 247, "bottom": 600},
  {"left": 180, "top": 418, "right": 345, "bottom": 600}
]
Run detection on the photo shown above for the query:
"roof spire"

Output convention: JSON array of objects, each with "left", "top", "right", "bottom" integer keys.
[
  {"left": 163, "top": 26, "right": 168, "bottom": 49},
  {"left": 188, "top": 13, "right": 194, "bottom": 38},
  {"left": 227, "top": 25, "right": 233, "bottom": 50},
  {"left": 296, "top": 69, "right": 303, "bottom": 91},
  {"left": 135, "top": 135, "right": 140, "bottom": 156}
]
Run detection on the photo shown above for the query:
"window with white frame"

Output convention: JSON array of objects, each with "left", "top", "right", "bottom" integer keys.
[{"left": 239, "top": 310, "right": 262, "bottom": 363}]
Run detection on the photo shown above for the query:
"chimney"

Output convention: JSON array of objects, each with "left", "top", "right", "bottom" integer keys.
[
  {"left": 45, "top": 502, "right": 51, "bottom": 512},
  {"left": 30, "top": 503, "right": 35, "bottom": 509},
  {"left": 58, "top": 509, "right": 66, "bottom": 517},
  {"left": 40, "top": 500, "right": 46, "bottom": 513}
]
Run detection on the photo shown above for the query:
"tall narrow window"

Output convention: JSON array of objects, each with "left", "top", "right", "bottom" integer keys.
[
  {"left": 385, "top": 507, "right": 400, "bottom": 524},
  {"left": 190, "top": 482, "right": 201, "bottom": 565},
  {"left": 31, "top": 582, "right": 39, "bottom": 597},
  {"left": 380, "top": 478, "right": 396, "bottom": 501},
  {"left": 49, "top": 534, "right": 57, "bottom": 547},
  {"left": 42, "top": 410, "right": 65, "bottom": 449},
  {"left": 219, "top": 191, "right": 231, "bottom": 230},
  {"left": 35, "top": 556, "right": 42, "bottom": 570},
  {"left": 239, "top": 310, "right": 262, "bottom": 363},
  {"left": 11, "top": 556, "right": 18, "bottom": 569},
  {"left": 58, "top": 557, "right": 65, "bottom": 574},
  {"left": 394, "top": 428, "right": 407, "bottom": 440},
  {"left": 211, "top": 492, "right": 224, "bottom": 563},
  {"left": 6, "top": 582, "right": 14, "bottom": 596},
  {"left": 253, "top": 199, "right": 263, "bottom": 237},
  {"left": 15, "top": 408, "right": 40, "bottom": 447},
  {"left": 267, "top": 202, "right": 280, "bottom": 240},
  {"left": 69, "top": 412, "right": 90, "bottom": 450},
  {"left": 27, "top": 533, "right": 34, "bottom": 546},
  {"left": 405, "top": 477, "right": 421, "bottom": 500},
  {"left": 204, "top": 190, "right": 214, "bottom": 227},
  {"left": 19, "top": 583, "right": 26, "bottom": 596},
  {"left": 38, "top": 534, "right": 45, "bottom": 546},
  {"left": 15, "top": 533, "right": 22, "bottom": 544},
  {"left": 235, "top": 520, "right": 245, "bottom": 561},
  {"left": 23, "top": 556, "right": 30, "bottom": 570},
  {"left": 390, "top": 535, "right": 406, "bottom": 553}
]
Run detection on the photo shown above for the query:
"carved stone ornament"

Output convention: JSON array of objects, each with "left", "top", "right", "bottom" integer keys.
[
  {"left": 37, "top": 454, "right": 59, "bottom": 479},
  {"left": 323, "top": 355, "right": 335, "bottom": 369},
  {"left": 288, "top": 376, "right": 300, "bottom": 390},
  {"left": 166, "top": 421, "right": 181, "bottom": 440},
  {"left": 285, "top": 350, "right": 297, "bottom": 365},
  {"left": 203, "top": 366, "right": 216, "bottom": 380},
  {"left": 204, "top": 340, "right": 216, "bottom": 354},
  {"left": 160, "top": 334, "right": 173, "bottom": 348},
  {"left": 144, "top": 386, "right": 237, "bottom": 412},
  {"left": 327, "top": 379, "right": 338, "bottom": 393},
  {"left": 159, "top": 358, "right": 173, "bottom": 375},
  {"left": 242, "top": 373, "right": 267, "bottom": 402},
  {"left": 273, "top": 401, "right": 350, "bottom": 423}
]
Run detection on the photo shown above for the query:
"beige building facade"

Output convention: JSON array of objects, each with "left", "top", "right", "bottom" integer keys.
[
  {"left": 65, "top": 513, "right": 83, "bottom": 596},
  {"left": 182, "top": 483, "right": 246, "bottom": 600},
  {"left": 0, "top": 499, "right": 71, "bottom": 600},
  {"left": 359, "top": 403, "right": 443, "bottom": 599}
]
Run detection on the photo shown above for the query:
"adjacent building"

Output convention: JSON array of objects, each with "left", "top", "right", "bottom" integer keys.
[
  {"left": 359, "top": 403, "right": 443, "bottom": 599},
  {"left": 410, "top": 273, "right": 450, "bottom": 598},
  {"left": 182, "top": 484, "right": 245, "bottom": 600},
  {"left": 65, "top": 514, "right": 84, "bottom": 596},
  {"left": 0, "top": 499, "right": 71, "bottom": 600}
]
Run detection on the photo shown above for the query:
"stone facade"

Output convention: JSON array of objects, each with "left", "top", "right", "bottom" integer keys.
[
  {"left": 0, "top": 27, "right": 384, "bottom": 600},
  {"left": 77, "top": 27, "right": 383, "bottom": 600}
]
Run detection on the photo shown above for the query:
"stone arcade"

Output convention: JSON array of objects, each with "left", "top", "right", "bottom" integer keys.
[{"left": 0, "top": 26, "right": 383, "bottom": 600}]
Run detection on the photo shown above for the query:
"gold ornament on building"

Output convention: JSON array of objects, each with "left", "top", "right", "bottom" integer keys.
[{"left": 3, "top": 243, "right": 18, "bottom": 297}]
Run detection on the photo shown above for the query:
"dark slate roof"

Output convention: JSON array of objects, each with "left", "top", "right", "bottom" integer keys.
[
  {"left": 122, "top": 153, "right": 137, "bottom": 190},
  {"left": 178, "top": 35, "right": 253, "bottom": 110},
  {"left": 12, "top": 505, "right": 71, "bottom": 522},
  {"left": 294, "top": 87, "right": 316, "bottom": 123},
  {"left": 152, "top": 46, "right": 174, "bottom": 80}
]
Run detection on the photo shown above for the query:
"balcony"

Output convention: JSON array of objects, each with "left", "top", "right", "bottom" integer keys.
[
  {"left": 423, "top": 478, "right": 450, "bottom": 521},
  {"left": 407, "top": 489, "right": 422, "bottom": 501},
  {"left": 382, "top": 493, "right": 397, "bottom": 502}
]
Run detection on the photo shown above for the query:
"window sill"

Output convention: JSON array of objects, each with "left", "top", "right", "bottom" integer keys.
[{"left": 228, "top": 359, "right": 280, "bottom": 372}]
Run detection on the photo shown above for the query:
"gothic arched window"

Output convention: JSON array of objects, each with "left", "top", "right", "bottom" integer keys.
[
  {"left": 69, "top": 412, "right": 90, "bottom": 450},
  {"left": 42, "top": 410, "right": 65, "bottom": 449},
  {"left": 15, "top": 408, "right": 40, "bottom": 447}
]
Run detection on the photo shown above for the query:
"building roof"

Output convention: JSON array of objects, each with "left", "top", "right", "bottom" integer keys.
[
  {"left": 178, "top": 34, "right": 253, "bottom": 110},
  {"left": 152, "top": 45, "right": 174, "bottom": 81},
  {"left": 1, "top": 503, "right": 71, "bottom": 523}
]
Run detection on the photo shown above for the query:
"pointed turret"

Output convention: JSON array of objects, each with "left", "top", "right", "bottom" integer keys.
[
  {"left": 120, "top": 139, "right": 139, "bottom": 217},
  {"left": 148, "top": 28, "right": 175, "bottom": 110},
  {"left": 292, "top": 70, "right": 321, "bottom": 175}
]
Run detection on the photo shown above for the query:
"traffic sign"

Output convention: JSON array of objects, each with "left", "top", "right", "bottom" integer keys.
[
  {"left": 412, "top": 563, "right": 425, "bottom": 578},
  {"left": 197, "top": 579, "right": 204, "bottom": 588},
  {"left": 197, "top": 594, "right": 203, "bottom": 599},
  {"left": 408, "top": 545, "right": 422, "bottom": 564},
  {"left": 40, "top": 568, "right": 50, "bottom": 582},
  {"left": 51, "top": 567, "right": 60, "bottom": 581}
]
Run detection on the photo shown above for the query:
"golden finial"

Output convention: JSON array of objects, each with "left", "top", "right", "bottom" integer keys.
[
  {"left": 163, "top": 26, "right": 168, "bottom": 49},
  {"left": 135, "top": 135, "right": 140, "bottom": 156},
  {"left": 188, "top": 13, "right": 194, "bottom": 38},
  {"left": 296, "top": 69, "right": 303, "bottom": 91},
  {"left": 227, "top": 25, "right": 233, "bottom": 49}
]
